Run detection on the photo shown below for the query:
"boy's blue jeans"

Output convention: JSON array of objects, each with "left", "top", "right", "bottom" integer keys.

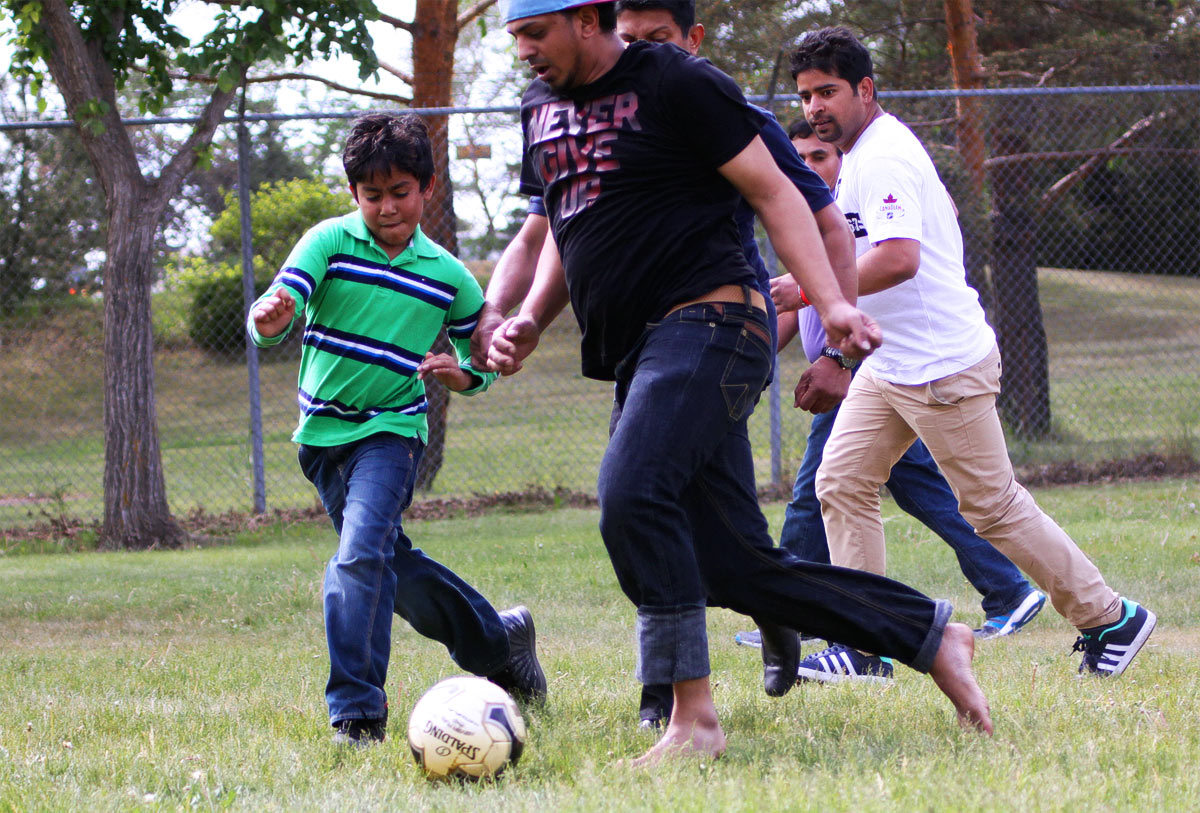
[
  {"left": 598, "top": 301, "right": 950, "bottom": 688},
  {"left": 299, "top": 433, "right": 508, "bottom": 725},
  {"left": 780, "top": 405, "right": 1034, "bottom": 618}
]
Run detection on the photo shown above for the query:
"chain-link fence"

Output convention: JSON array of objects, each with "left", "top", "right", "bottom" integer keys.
[{"left": 1, "top": 86, "right": 1197, "bottom": 530}]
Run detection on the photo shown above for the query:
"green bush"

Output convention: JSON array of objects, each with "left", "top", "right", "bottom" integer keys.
[
  {"left": 210, "top": 178, "right": 353, "bottom": 270},
  {"left": 181, "top": 258, "right": 271, "bottom": 356},
  {"left": 180, "top": 179, "right": 352, "bottom": 357}
]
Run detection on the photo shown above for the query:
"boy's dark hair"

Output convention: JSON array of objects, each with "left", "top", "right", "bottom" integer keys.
[
  {"left": 787, "top": 117, "right": 815, "bottom": 140},
  {"left": 342, "top": 113, "right": 435, "bottom": 190},
  {"left": 789, "top": 26, "right": 874, "bottom": 87},
  {"left": 562, "top": 1, "right": 617, "bottom": 31},
  {"left": 613, "top": 0, "right": 694, "bottom": 32}
]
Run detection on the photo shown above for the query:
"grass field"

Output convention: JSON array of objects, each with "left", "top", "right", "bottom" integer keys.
[
  {"left": 2, "top": 478, "right": 1199, "bottom": 810},
  {"left": 1, "top": 267, "right": 1198, "bottom": 528}
]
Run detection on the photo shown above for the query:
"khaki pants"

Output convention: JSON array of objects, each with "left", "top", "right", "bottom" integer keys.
[{"left": 815, "top": 345, "right": 1121, "bottom": 630}]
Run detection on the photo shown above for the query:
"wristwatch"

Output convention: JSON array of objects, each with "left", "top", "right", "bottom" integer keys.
[{"left": 820, "top": 346, "right": 860, "bottom": 371}]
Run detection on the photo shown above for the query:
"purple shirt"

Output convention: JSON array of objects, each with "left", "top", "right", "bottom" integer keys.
[{"left": 799, "top": 307, "right": 826, "bottom": 364}]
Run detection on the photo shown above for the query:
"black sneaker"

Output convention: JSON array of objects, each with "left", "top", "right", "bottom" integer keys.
[
  {"left": 489, "top": 605, "right": 548, "bottom": 705},
  {"left": 1072, "top": 598, "right": 1156, "bottom": 677},
  {"left": 332, "top": 716, "right": 387, "bottom": 747}
]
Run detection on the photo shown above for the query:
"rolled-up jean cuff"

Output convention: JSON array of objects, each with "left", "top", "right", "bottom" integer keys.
[
  {"left": 635, "top": 605, "right": 710, "bottom": 685},
  {"left": 908, "top": 598, "right": 953, "bottom": 673}
]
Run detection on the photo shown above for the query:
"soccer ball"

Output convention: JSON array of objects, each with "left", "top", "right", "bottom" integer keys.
[{"left": 406, "top": 676, "right": 527, "bottom": 780}]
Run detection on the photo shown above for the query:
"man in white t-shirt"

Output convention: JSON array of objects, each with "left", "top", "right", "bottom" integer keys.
[{"left": 786, "top": 26, "right": 1155, "bottom": 682}]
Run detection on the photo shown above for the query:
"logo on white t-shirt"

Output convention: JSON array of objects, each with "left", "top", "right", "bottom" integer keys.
[{"left": 879, "top": 193, "right": 904, "bottom": 220}]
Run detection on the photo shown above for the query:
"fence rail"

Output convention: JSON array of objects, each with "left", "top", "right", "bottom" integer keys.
[{"left": 1, "top": 85, "right": 1197, "bottom": 529}]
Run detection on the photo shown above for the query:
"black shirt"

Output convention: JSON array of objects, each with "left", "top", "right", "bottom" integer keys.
[{"left": 519, "top": 41, "right": 763, "bottom": 380}]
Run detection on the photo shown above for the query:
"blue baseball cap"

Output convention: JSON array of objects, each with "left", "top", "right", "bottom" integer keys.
[{"left": 499, "top": 0, "right": 608, "bottom": 24}]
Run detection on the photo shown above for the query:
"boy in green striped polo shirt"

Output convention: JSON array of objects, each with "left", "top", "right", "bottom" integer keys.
[{"left": 248, "top": 113, "right": 546, "bottom": 746}]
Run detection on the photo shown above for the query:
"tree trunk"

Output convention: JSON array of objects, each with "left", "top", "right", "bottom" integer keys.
[
  {"left": 410, "top": 0, "right": 461, "bottom": 490},
  {"left": 943, "top": 0, "right": 994, "bottom": 313},
  {"left": 989, "top": 130, "right": 1053, "bottom": 438},
  {"left": 101, "top": 181, "right": 186, "bottom": 549}
]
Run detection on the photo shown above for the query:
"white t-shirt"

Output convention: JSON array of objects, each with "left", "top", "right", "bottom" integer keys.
[{"left": 835, "top": 113, "right": 996, "bottom": 385}]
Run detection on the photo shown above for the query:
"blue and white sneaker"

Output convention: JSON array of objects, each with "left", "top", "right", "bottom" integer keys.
[
  {"left": 974, "top": 589, "right": 1047, "bottom": 639},
  {"left": 1072, "top": 598, "right": 1157, "bottom": 677},
  {"left": 734, "top": 629, "right": 818, "bottom": 648},
  {"left": 795, "top": 644, "right": 894, "bottom": 684}
]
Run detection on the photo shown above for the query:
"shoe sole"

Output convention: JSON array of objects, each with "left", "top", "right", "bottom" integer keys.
[
  {"left": 796, "top": 666, "right": 892, "bottom": 685},
  {"left": 980, "top": 590, "right": 1047, "bottom": 638},
  {"left": 508, "top": 605, "right": 548, "bottom": 702},
  {"left": 1090, "top": 608, "right": 1157, "bottom": 677}
]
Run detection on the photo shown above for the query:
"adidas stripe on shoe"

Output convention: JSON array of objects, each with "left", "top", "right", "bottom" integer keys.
[
  {"left": 796, "top": 644, "right": 894, "bottom": 685},
  {"left": 1073, "top": 598, "right": 1156, "bottom": 677}
]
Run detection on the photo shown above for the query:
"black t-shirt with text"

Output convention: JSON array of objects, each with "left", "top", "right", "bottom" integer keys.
[{"left": 519, "top": 41, "right": 762, "bottom": 380}]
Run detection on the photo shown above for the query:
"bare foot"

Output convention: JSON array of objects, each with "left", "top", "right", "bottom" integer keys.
[
  {"left": 929, "top": 622, "right": 993, "bottom": 734},
  {"left": 629, "top": 717, "right": 726, "bottom": 768}
]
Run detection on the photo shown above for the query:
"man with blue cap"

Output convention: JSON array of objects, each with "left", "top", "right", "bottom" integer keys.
[{"left": 490, "top": 0, "right": 993, "bottom": 766}]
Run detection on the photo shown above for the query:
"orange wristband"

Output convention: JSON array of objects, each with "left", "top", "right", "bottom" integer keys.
[{"left": 798, "top": 286, "right": 812, "bottom": 307}]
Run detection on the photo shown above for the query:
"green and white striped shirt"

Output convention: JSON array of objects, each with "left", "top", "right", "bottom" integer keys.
[{"left": 247, "top": 212, "right": 496, "bottom": 447}]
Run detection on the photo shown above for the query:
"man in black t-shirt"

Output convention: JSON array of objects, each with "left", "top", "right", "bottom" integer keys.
[{"left": 491, "top": 0, "right": 992, "bottom": 766}]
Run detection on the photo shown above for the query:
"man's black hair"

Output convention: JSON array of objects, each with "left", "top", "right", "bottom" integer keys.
[
  {"left": 787, "top": 117, "right": 815, "bottom": 140},
  {"left": 562, "top": 1, "right": 618, "bottom": 32},
  {"left": 613, "top": 0, "right": 695, "bottom": 32},
  {"left": 789, "top": 26, "right": 874, "bottom": 87},
  {"left": 342, "top": 113, "right": 435, "bottom": 190}
]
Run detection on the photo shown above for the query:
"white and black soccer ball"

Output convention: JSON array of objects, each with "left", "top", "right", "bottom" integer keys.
[{"left": 406, "top": 676, "right": 527, "bottom": 780}]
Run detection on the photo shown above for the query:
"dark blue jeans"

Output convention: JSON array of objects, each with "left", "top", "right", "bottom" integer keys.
[
  {"left": 299, "top": 433, "right": 508, "bottom": 725},
  {"left": 779, "top": 402, "right": 1033, "bottom": 618},
  {"left": 597, "top": 301, "right": 951, "bottom": 688}
]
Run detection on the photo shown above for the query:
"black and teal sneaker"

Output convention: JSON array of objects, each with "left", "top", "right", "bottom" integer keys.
[
  {"left": 1072, "top": 598, "right": 1156, "bottom": 677},
  {"left": 796, "top": 644, "right": 894, "bottom": 684}
]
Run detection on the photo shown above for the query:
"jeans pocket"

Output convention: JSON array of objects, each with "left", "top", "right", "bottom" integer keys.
[{"left": 720, "top": 329, "right": 770, "bottom": 421}]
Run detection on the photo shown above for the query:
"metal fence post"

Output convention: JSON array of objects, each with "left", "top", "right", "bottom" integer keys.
[
  {"left": 238, "top": 87, "right": 267, "bottom": 515},
  {"left": 763, "top": 51, "right": 786, "bottom": 488}
]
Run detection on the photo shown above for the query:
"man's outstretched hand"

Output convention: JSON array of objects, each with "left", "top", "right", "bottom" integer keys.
[
  {"left": 486, "top": 315, "right": 542, "bottom": 376},
  {"left": 820, "top": 302, "right": 882, "bottom": 360}
]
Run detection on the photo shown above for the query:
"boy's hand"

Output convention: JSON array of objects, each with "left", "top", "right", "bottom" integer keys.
[
  {"left": 417, "top": 352, "right": 475, "bottom": 392},
  {"left": 250, "top": 289, "right": 296, "bottom": 338},
  {"left": 487, "top": 316, "right": 541, "bottom": 376}
]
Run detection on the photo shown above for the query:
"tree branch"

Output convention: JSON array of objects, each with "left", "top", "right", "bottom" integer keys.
[
  {"left": 993, "top": 55, "right": 1080, "bottom": 87},
  {"left": 985, "top": 146, "right": 1197, "bottom": 168},
  {"left": 378, "top": 59, "right": 414, "bottom": 87},
  {"left": 149, "top": 66, "right": 412, "bottom": 105},
  {"left": 377, "top": 10, "right": 414, "bottom": 33},
  {"left": 1033, "top": 109, "right": 1176, "bottom": 215},
  {"left": 155, "top": 73, "right": 242, "bottom": 206},
  {"left": 248, "top": 72, "right": 410, "bottom": 104},
  {"left": 457, "top": 0, "right": 500, "bottom": 32}
]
